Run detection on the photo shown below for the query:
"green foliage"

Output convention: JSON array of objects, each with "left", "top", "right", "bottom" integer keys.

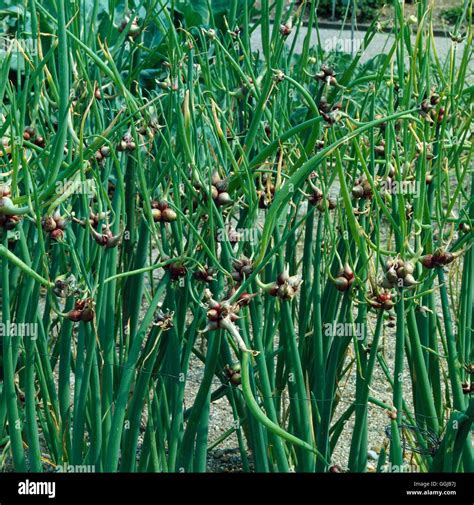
[
  {"left": 441, "top": 5, "right": 464, "bottom": 24},
  {"left": 0, "top": 0, "right": 472, "bottom": 475},
  {"left": 316, "top": 0, "right": 384, "bottom": 22}
]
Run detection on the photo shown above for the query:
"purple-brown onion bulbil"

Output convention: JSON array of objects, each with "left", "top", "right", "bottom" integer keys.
[
  {"left": 50, "top": 229, "right": 64, "bottom": 241},
  {"left": 277, "top": 270, "right": 289, "bottom": 285},
  {"left": 207, "top": 308, "right": 220, "bottom": 322},
  {"left": 161, "top": 207, "right": 177, "bottom": 222},
  {"left": 117, "top": 134, "right": 136, "bottom": 152},
  {"left": 342, "top": 263, "right": 354, "bottom": 281},
  {"left": 66, "top": 309, "right": 82, "bottom": 322},
  {"left": 216, "top": 192, "right": 233, "bottom": 206},
  {"left": 334, "top": 276, "right": 349, "bottom": 291},
  {"left": 194, "top": 267, "right": 215, "bottom": 283},
  {"left": 237, "top": 292, "right": 252, "bottom": 307},
  {"left": 334, "top": 263, "right": 354, "bottom": 291},
  {"left": 214, "top": 179, "right": 228, "bottom": 193},
  {"left": 52, "top": 211, "right": 67, "bottom": 230},
  {"left": 67, "top": 298, "right": 94, "bottom": 323},
  {"left": 268, "top": 272, "right": 302, "bottom": 300},
  {"left": 229, "top": 372, "right": 242, "bottom": 386},
  {"left": 370, "top": 291, "right": 394, "bottom": 311},
  {"left": 232, "top": 257, "right": 253, "bottom": 284},
  {"left": 33, "top": 135, "right": 45, "bottom": 148},
  {"left": 308, "top": 187, "right": 323, "bottom": 206},
  {"left": 23, "top": 126, "right": 36, "bottom": 141},
  {"left": 3, "top": 215, "right": 21, "bottom": 230},
  {"left": 279, "top": 23, "right": 292, "bottom": 37},
  {"left": 420, "top": 250, "right": 456, "bottom": 269},
  {"left": 94, "top": 227, "right": 121, "bottom": 249},
  {"left": 151, "top": 200, "right": 177, "bottom": 222},
  {"left": 81, "top": 307, "right": 94, "bottom": 322},
  {"left": 42, "top": 216, "right": 57, "bottom": 232},
  {"left": 168, "top": 262, "right": 187, "bottom": 280}
]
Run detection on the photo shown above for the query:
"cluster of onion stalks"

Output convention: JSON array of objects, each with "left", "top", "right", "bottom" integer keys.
[{"left": 0, "top": 0, "right": 471, "bottom": 477}]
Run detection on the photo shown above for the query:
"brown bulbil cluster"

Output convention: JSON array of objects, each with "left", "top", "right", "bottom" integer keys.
[
  {"left": 90, "top": 225, "right": 122, "bottom": 248},
  {"left": 224, "top": 363, "right": 242, "bottom": 386},
  {"left": 205, "top": 291, "right": 251, "bottom": 331},
  {"left": 279, "top": 21, "right": 292, "bottom": 37},
  {"left": 333, "top": 264, "right": 355, "bottom": 292},
  {"left": 166, "top": 262, "right": 187, "bottom": 280},
  {"left": 0, "top": 213, "right": 21, "bottom": 230},
  {"left": 66, "top": 298, "right": 95, "bottom": 323},
  {"left": 419, "top": 92, "right": 443, "bottom": 124},
  {"left": 89, "top": 211, "right": 107, "bottom": 229},
  {"left": 53, "top": 274, "right": 76, "bottom": 298},
  {"left": 352, "top": 178, "right": 373, "bottom": 200},
  {"left": 94, "top": 145, "right": 111, "bottom": 163},
  {"left": 267, "top": 270, "right": 302, "bottom": 300},
  {"left": 315, "top": 65, "right": 337, "bottom": 86},
  {"left": 210, "top": 172, "right": 233, "bottom": 207},
  {"left": 420, "top": 250, "right": 457, "bottom": 269},
  {"left": 193, "top": 265, "right": 216, "bottom": 283},
  {"left": 231, "top": 257, "right": 253, "bottom": 284},
  {"left": 374, "top": 139, "right": 386, "bottom": 156},
  {"left": 23, "top": 126, "right": 45, "bottom": 148},
  {"left": 368, "top": 290, "right": 394, "bottom": 311},
  {"left": 308, "top": 186, "right": 336, "bottom": 212},
  {"left": 151, "top": 200, "right": 177, "bottom": 223},
  {"left": 42, "top": 211, "right": 67, "bottom": 241},
  {"left": 73, "top": 211, "right": 108, "bottom": 229},
  {"left": 153, "top": 309, "right": 174, "bottom": 331},
  {"left": 117, "top": 133, "right": 136, "bottom": 152},
  {"left": 415, "top": 142, "right": 434, "bottom": 160},
  {"left": 382, "top": 258, "right": 417, "bottom": 288},
  {"left": 318, "top": 96, "right": 342, "bottom": 125}
]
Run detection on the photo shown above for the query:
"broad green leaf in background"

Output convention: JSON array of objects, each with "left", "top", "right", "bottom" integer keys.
[{"left": 175, "top": 0, "right": 210, "bottom": 27}]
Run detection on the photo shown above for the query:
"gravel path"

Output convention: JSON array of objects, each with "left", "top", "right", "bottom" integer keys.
[{"left": 250, "top": 25, "right": 467, "bottom": 63}]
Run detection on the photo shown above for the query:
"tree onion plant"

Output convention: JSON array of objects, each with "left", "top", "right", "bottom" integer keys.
[{"left": 0, "top": 0, "right": 472, "bottom": 473}]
